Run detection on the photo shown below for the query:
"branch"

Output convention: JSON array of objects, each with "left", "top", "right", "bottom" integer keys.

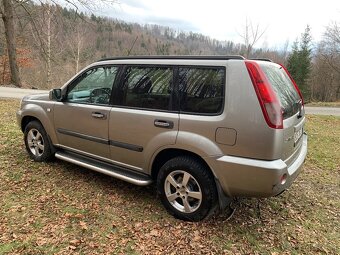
[
  {"left": 250, "top": 23, "right": 268, "bottom": 47},
  {"left": 321, "top": 53, "right": 340, "bottom": 75},
  {"left": 18, "top": 3, "right": 49, "bottom": 60},
  {"left": 18, "top": 2, "right": 60, "bottom": 66}
]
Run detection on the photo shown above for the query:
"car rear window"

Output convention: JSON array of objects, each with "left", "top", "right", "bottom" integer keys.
[{"left": 259, "top": 63, "right": 301, "bottom": 119}]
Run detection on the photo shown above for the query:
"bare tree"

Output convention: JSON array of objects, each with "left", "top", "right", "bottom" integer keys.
[
  {"left": 45, "top": 2, "right": 53, "bottom": 86},
  {"left": 0, "top": 0, "right": 116, "bottom": 87},
  {"left": 0, "top": 0, "right": 22, "bottom": 86},
  {"left": 65, "top": 18, "right": 90, "bottom": 73},
  {"left": 323, "top": 22, "right": 340, "bottom": 74},
  {"left": 238, "top": 18, "right": 267, "bottom": 58},
  {"left": 321, "top": 22, "right": 340, "bottom": 100},
  {"left": 21, "top": 1, "right": 59, "bottom": 88},
  {"left": 310, "top": 22, "right": 340, "bottom": 101}
]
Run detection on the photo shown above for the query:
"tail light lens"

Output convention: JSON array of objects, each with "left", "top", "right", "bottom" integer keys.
[
  {"left": 278, "top": 64, "right": 304, "bottom": 105},
  {"left": 245, "top": 61, "right": 283, "bottom": 129}
]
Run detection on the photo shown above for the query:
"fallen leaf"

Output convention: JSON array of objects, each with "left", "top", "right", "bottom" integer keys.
[{"left": 150, "top": 229, "right": 159, "bottom": 237}]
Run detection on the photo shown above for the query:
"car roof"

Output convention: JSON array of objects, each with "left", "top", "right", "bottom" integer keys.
[{"left": 98, "top": 55, "right": 245, "bottom": 62}]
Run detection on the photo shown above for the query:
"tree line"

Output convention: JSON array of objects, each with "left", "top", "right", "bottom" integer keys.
[{"left": 0, "top": 1, "right": 339, "bottom": 102}]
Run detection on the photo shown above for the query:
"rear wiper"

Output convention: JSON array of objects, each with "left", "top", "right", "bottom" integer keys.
[{"left": 295, "top": 99, "right": 303, "bottom": 119}]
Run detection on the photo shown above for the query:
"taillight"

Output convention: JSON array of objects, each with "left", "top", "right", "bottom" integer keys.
[
  {"left": 245, "top": 61, "right": 283, "bottom": 129},
  {"left": 279, "top": 63, "right": 304, "bottom": 105}
]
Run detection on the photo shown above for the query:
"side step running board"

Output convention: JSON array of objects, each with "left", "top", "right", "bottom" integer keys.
[{"left": 55, "top": 151, "right": 152, "bottom": 186}]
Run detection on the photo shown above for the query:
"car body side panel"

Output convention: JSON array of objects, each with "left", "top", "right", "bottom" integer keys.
[
  {"left": 54, "top": 102, "right": 111, "bottom": 158},
  {"left": 222, "top": 61, "right": 283, "bottom": 159},
  {"left": 17, "top": 94, "right": 59, "bottom": 145},
  {"left": 178, "top": 60, "right": 283, "bottom": 162},
  {"left": 109, "top": 107, "right": 179, "bottom": 172}
]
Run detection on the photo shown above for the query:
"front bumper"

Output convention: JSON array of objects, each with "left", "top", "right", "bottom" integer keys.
[
  {"left": 211, "top": 134, "right": 308, "bottom": 197},
  {"left": 16, "top": 109, "right": 23, "bottom": 130}
]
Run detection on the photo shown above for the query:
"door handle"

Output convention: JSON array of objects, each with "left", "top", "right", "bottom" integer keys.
[
  {"left": 154, "top": 119, "right": 174, "bottom": 129},
  {"left": 91, "top": 112, "right": 106, "bottom": 119}
]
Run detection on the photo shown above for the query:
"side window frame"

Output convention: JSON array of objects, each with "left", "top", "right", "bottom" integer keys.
[
  {"left": 177, "top": 65, "right": 226, "bottom": 116},
  {"left": 64, "top": 64, "right": 121, "bottom": 106},
  {"left": 113, "top": 64, "right": 177, "bottom": 113}
]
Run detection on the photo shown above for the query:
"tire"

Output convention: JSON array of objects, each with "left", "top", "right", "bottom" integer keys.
[
  {"left": 157, "top": 156, "right": 218, "bottom": 221},
  {"left": 24, "top": 121, "right": 54, "bottom": 162}
]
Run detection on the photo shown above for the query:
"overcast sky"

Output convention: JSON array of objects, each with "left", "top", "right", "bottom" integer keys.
[{"left": 82, "top": 0, "right": 340, "bottom": 49}]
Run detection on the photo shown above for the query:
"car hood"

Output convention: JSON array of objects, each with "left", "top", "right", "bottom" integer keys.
[{"left": 23, "top": 93, "right": 50, "bottom": 101}]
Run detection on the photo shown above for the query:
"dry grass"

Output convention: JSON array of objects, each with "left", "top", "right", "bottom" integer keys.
[{"left": 0, "top": 99, "right": 339, "bottom": 254}]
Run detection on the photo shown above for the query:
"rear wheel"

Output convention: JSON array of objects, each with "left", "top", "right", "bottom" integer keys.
[
  {"left": 24, "top": 121, "right": 54, "bottom": 162},
  {"left": 157, "top": 156, "right": 217, "bottom": 221}
]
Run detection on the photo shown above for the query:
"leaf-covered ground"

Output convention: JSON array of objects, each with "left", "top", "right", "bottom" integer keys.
[{"left": 0, "top": 99, "right": 339, "bottom": 255}]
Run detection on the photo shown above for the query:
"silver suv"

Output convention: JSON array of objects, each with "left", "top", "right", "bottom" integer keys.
[{"left": 17, "top": 56, "right": 307, "bottom": 221}]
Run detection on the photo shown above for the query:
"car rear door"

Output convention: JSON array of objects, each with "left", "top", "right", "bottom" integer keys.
[{"left": 108, "top": 65, "right": 179, "bottom": 172}]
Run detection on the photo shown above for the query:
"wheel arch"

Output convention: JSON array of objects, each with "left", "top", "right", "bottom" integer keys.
[
  {"left": 151, "top": 148, "right": 215, "bottom": 180},
  {"left": 21, "top": 115, "right": 41, "bottom": 132},
  {"left": 21, "top": 115, "right": 57, "bottom": 154}
]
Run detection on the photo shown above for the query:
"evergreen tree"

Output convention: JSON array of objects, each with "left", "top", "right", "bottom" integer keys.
[{"left": 287, "top": 25, "right": 313, "bottom": 100}]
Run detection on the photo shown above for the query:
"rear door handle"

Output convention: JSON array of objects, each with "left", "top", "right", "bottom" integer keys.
[
  {"left": 154, "top": 119, "right": 174, "bottom": 129},
  {"left": 92, "top": 112, "right": 106, "bottom": 119}
]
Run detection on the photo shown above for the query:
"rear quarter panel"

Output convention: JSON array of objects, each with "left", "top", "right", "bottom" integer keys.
[
  {"left": 178, "top": 60, "right": 283, "bottom": 161},
  {"left": 223, "top": 61, "right": 284, "bottom": 159}
]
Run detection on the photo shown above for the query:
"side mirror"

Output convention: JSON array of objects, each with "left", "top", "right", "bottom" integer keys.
[{"left": 49, "top": 89, "right": 63, "bottom": 101}]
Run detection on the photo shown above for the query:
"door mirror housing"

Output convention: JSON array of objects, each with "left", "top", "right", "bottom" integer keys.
[{"left": 49, "top": 89, "right": 63, "bottom": 101}]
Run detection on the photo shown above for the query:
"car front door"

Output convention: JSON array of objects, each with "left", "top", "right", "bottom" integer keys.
[{"left": 54, "top": 65, "right": 119, "bottom": 159}]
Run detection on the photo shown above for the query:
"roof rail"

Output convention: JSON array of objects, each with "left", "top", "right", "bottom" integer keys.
[
  {"left": 98, "top": 55, "right": 245, "bottom": 62},
  {"left": 249, "top": 58, "right": 273, "bottom": 62}
]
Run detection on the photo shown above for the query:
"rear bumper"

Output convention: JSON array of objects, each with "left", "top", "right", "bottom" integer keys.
[{"left": 210, "top": 133, "right": 307, "bottom": 197}]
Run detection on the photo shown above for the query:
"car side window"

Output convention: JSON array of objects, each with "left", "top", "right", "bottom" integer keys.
[
  {"left": 66, "top": 66, "right": 118, "bottom": 105},
  {"left": 179, "top": 67, "right": 225, "bottom": 114},
  {"left": 120, "top": 66, "right": 173, "bottom": 110}
]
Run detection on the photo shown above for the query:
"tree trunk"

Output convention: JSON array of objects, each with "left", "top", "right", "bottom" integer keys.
[
  {"left": 76, "top": 34, "right": 81, "bottom": 73},
  {"left": 46, "top": 3, "right": 51, "bottom": 88},
  {"left": 1, "top": 0, "right": 22, "bottom": 87}
]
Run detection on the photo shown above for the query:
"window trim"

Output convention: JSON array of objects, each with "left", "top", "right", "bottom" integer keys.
[{"left": 64, "top": 63, "right": 227, "bottom": 115}]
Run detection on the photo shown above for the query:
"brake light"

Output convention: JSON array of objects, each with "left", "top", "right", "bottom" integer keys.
[
  {"left": 279, "top": 64, "right": 304, "bottom": 105},
  {"left": 245, "top": 61, "right": 283, "bottom": 129}
]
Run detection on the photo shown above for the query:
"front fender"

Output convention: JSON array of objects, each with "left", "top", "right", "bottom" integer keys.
[{"left": 19, "top": 101, "right": 58, "bottom": 145}]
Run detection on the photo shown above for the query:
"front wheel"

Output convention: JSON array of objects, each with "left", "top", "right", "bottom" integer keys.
[
  {"left": 157, "top": 156, "right": 217, "bottom": 221},
  {"left": 24, "top": 121, "right": 54, "bottom": 162}
]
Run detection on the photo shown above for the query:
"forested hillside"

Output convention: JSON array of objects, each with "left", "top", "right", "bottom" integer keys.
[
  {"left": 0, "top": 1, "right": 339, "bottom": 101},
  {"left": 0, "top": 2, "right": 286, "bottom": 88}
]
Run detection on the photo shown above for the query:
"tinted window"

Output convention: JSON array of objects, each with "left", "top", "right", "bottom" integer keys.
[
  {"left": 121, "top": 66, "right": 172, "bottom": 110},
  {"left": 259, "top": 63, "right": 300, "bottom": 118},
  {"left": 67, "top": 66, "right": 118, "bottom": 105},
  {"left": 179, "top": 67, "right": 224, "bottom": 114}
]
